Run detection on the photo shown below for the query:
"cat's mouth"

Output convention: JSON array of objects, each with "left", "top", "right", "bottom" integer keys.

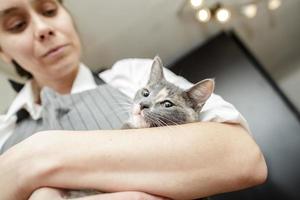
[
  {"left": 131, "top": 103, "right": 153, "bottom": 128},
  {"left": 132, "top": 104, "right": 145, "bottom": 116},
  {"left": 133, "top": 110, "right": 144, "bottom": 117},
  {"left": 130, "top": 104, "right": 149, "bottom": 127},
  {"left": 131, "top": 114, "right": 150, "bottom": 128}
]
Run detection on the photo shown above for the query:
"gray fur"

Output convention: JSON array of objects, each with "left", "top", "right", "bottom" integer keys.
[{"left": 124, "top": 56, "right": 215, "bottom": 129}]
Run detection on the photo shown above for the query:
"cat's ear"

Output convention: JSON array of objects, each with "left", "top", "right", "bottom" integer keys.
[
  {"left": 186, "top": 79, "right": 215, "bottom": 110},
  {"left": 148, "top": 56, "right": 165, "bottom": 84}
]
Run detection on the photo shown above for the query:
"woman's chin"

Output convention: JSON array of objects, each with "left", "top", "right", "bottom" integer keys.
[{"left": 40, "top": 56, "right": 79, "bottom": 78}]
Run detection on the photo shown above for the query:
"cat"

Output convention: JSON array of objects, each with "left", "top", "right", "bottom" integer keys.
[
  {"left": 122, "top": 55, "right": 215, "bottom": 129},
  {"left": 64, "top": 56, "right": 214, "bottom": 199}
]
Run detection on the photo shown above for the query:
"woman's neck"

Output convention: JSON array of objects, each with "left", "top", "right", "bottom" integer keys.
[{"left": 33, "top": 67, "right": 79, "bottom": 97}]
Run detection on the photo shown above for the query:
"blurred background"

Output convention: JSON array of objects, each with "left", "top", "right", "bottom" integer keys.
[
  {"left": 0, "top": 0, "right": 299, "bottom": 199},
  {"left": 0, "top": 0, "right": 299, "bottom": 113}
]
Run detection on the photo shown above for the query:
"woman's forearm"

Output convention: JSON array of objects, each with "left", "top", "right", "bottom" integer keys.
[
  {"left": 30, "top": 122, "right": 267, "bottom": 200},
  {"left": 0, "top": 137, "right": 44, "bottom": 200}
]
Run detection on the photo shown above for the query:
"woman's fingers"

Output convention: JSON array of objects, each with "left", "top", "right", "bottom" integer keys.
[
  {"left": 70, "top": 191, "right": 171, "bottom": 200},
  {"left": 28, "top": 187, "right": 65, "bottom": 200},
  {"left": 28, "top": 187, "right": 172, "bottom": 200}
]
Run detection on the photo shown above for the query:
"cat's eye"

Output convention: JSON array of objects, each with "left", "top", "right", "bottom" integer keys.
[
  {"left": 162, "top": 100, "right": 174, "bottom": 108},
  {"left": 142, "top": 89, "right": 150, "bottom": 97}
]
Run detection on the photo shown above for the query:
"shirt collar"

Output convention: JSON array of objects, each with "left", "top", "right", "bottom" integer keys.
[
  {"left": 71, "top": 63, "right": 97, "bottom": 94},
  {"left": 4, "top": 63, "right": 97, "bottom": 121}
]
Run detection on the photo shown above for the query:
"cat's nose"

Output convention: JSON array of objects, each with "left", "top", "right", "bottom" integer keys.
[{"left": 140, "top": 102, "right": 150, "bottom": 110}]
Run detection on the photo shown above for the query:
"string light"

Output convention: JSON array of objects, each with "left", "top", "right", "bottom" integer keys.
[
  {"left": 216, "top": 8, "right": 231, "bottom": 23},
  {"left": 183, "top": 0, "right": 284, "bottom": 24},
  {"left": 196, "top": 8, "right": 211, "bottom": 22},
  {"left": 190, "top": 0, "right": 203, "bottom": 9},
  {"left": 242, "top": 4, "right": 258, "bottom": 18},
  {"left": 268, "top": 0, "right": 281, "bottom": 10}
]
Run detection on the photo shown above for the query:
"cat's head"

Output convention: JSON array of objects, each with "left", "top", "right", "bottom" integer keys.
[{"left": 130, "top": 56, "right": 214, "bottom": 128}]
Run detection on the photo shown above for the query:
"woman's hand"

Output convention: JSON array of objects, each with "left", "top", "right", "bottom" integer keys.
[
  {"left": 0, "top": 153, "right": 22, "bottom": 200},
  {"left": 0, "top": 132, "right": 56, "bottom": 200},
  {"left": 28, "top": 187, "right": 65, "bottom": 200},
  {"left": 28, "top": 187, "right": 171, "bottom": 200}
]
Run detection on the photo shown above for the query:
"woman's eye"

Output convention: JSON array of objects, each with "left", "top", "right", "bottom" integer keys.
[
  {"left": 162, "top": 101, "right": 174, "bottom": 108},
  {"left": 41, "top": 2, "right": 58, "bottom": 17},
  {"left": 43, "top": 9, "right": 57, "bottom": 17},
  {"left": 142, "top": 89, "right": 150, "bottom": 97},
  {"left": 8, "top": 21, "right": 27, "bottom": 33}
]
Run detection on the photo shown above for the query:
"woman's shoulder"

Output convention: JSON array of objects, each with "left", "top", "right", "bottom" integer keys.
[
  {"left": 105, "top": 58, "right": 153, "bottom": 77},
  {"left": 99, "top": 58, "right": 153, "bottom": 84}
]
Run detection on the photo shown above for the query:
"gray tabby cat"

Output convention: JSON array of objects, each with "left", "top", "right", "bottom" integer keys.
[
  {"left": 64, "top": 56, "right": 214, "bottom": 199},
  {"left": 122, "top": 56, "right": 214, "bottom": 129}
]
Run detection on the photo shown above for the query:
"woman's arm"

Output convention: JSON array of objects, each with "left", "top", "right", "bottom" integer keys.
[{"left": 0, "top": 122, "right": 267, "bottom": 200}]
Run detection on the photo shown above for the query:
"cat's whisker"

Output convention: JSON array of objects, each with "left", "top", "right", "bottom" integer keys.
[
  {"left": 107, "top": 105, "right": 131, "bottom": 112},
  {"left": 145, "top": 113, "right": 162, "bottom": 127},
  {"left": 112, "top": 105, "right": 131, "bottom": 111},
  {"left": 105, "top": 111, "right": 130, "bottom": 118},
  {"left": 109, "top": 110, "right": 131, "bottom": 116},
  {"left": 146, "top": 112, "right": 171, "bottom": 126},
  {"left": 110, "top": 102, "right": 133, "bottom": 107},
  {"left": 149, "top": 112, "right": 187, "bottom": 133},
  {"left": 104, "top": 106, "right": 131, "bottom": 118},
  {"left": 110, "top": 94, "right": 133, "bottom": 103},
  {"left": 150, "top": 112, "right": 180, "bottom": 126},
  {"left": 146, "top": 113, "right": 177, "bottom": 133},
  {"left": 110, "top": 93, "right": 132, "bottom": 100},
  {"left": 146, "top": 115, "right": 168, "bottom": 130},
  {"left": 154, "top": 117, "right": 172, "bottom": 130},
  {"left": 154, "top": 118, "right": 177, "bottom": 133},
  {"left": 113, "top": 107, "right": 132, "bottom": 112},
  {"left": 111, "top": 102, "right": 132, "bottom": 109}
]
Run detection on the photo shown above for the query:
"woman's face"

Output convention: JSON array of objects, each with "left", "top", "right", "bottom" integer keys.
[{"left": 0, "top": 0, "right": 81, "bottom": 81}]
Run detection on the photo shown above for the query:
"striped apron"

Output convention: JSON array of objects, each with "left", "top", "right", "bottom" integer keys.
[
  {"left": 1, "top": 76, "right": 208, "bottom": 200},
  {"left": 1, "top": 75, "right": 131, "bottom": 153}
]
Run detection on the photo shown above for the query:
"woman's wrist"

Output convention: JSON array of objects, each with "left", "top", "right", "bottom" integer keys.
[
  {"left": 0, "top": 141, "right": 40, "bottom": 199},
  {"left": 24, "top": 131, "right": 65, "bottom": 188},
  {"left": 1, "top": 131, "right": 64, "bottom": 199}
]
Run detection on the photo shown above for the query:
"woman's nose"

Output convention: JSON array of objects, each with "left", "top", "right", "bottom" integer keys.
[
  {"left": 33, "top": 15, "right": 55, "bottom": 42},
  {"left": 39, "top": 30, "right": 54, "bottom": 41}
]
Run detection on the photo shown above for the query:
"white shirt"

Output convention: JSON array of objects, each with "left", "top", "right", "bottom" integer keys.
[{"left": 0, "top": 59, "right": 251, "bottom": 149}]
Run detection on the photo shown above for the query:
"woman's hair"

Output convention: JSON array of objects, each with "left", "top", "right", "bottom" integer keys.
[{"left": 9, "top": 0, "right": 64, "bottom": 92}]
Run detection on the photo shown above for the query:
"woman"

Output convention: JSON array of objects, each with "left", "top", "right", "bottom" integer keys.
[{"left": 0, "top": 0, "right": 267, "bottom": 199}]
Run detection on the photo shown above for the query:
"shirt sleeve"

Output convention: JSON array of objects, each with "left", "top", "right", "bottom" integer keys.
[{"left": 99, "top": 58, "right": 251, "bottom": 133}]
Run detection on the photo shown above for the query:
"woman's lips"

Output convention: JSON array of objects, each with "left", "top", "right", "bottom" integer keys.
[{"left": 42, "top": 44, "right": 69, "bottom": 58}]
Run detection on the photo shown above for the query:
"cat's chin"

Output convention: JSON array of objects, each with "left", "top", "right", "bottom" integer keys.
[{"left": 130, "top": 114, "right": 151, "bottom": 128}]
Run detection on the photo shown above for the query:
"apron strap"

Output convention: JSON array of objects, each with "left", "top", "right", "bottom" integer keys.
[{"left": 92, "top": 72, "right": 106, "bottom": 85}]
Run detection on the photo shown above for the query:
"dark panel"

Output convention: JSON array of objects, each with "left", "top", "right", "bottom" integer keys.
[{"left": 170, "top": 31, "right": 300, "bottom": 200}]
